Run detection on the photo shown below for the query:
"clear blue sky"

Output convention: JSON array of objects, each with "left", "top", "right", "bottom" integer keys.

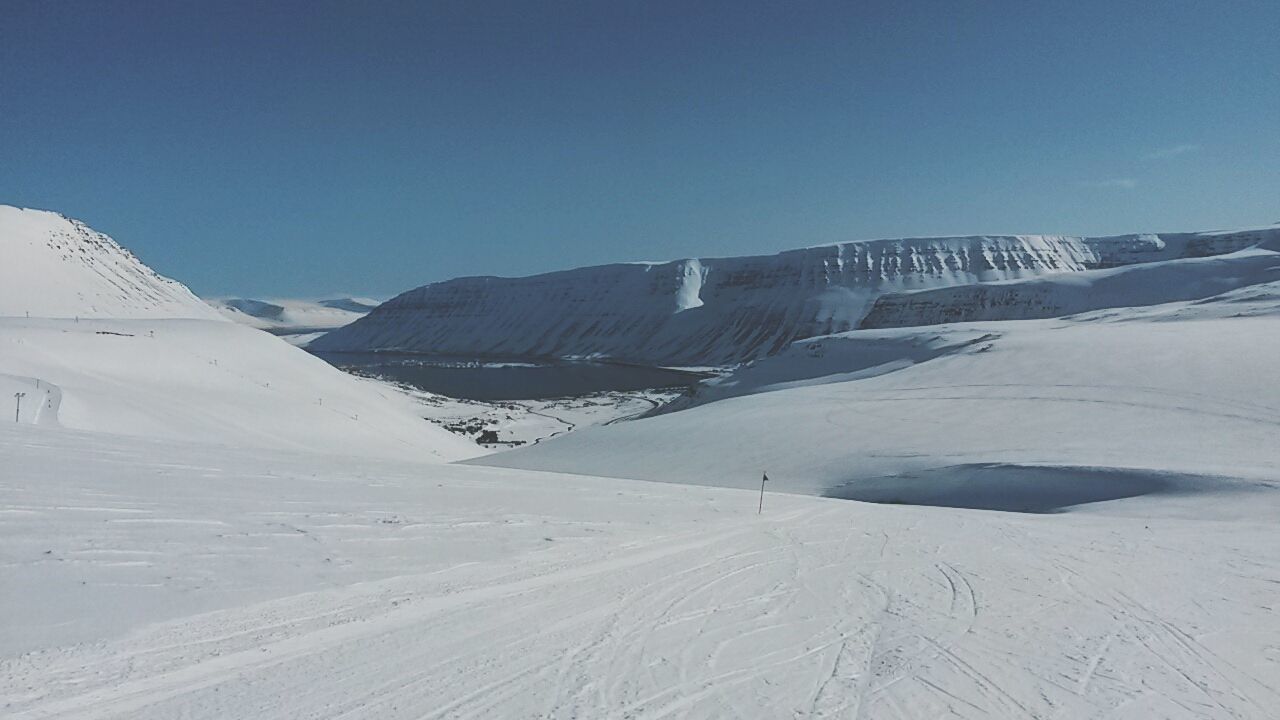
[{"left": 2, "top": 0, "right": 1277, "bottom": 297}]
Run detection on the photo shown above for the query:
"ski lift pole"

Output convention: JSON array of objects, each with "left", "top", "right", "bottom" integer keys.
[
  {"left": 14, "top": 392, "right": 26, "bottom": 423},
  {"left": 758, "top": 471, "right": 768, "bottom": 514}
]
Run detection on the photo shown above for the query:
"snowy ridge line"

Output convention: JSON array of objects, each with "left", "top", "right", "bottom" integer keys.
[
  {"left": 313, "top": 227, "right": 1278, "bottom": 365},
  {"left": 860, "top": 247, "right": 1280, "bottom": 329},
  {"left": 0, "top": 205, "right": 223, "bottom": 321}
]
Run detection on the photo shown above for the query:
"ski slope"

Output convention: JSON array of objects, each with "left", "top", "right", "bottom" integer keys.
[
  {"left": 0, "top": 207, "right": 474, "bottom": 462},
  {"left": 0, "top": 317, "right": 478, "bottom": 461},
  {"left": 3, "top": 423, "right": 1277, "bottom": 719},
  {"left": 3, "top": 203, "right": 1278, "bottom": 717}
]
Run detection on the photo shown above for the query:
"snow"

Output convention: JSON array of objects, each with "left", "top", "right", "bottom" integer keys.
[
  {"left": 481, "top": 294, "right": 1280, "bottom": 497},
  {"left": 208, "top": 297, "right": 377, "bottom": 345},
  {"left": 384, "top": 380, "right": 682, "bottom": 446},
  {"left": 4, "top": 206, "right": 1280, "bottom": 717},
  {"left": 312, "top": 228, "right": 1275, "bottom": 365},
  {"left": 0, "top": 317, "right": 478, "bottom": 462},
  {"left": 3, "top": 423, "right": 1277, "bottom": 718},
  {"left": 0, "top": 206, "right": 470, "bottom": 462},
  {"left": 0, "top": 206, "right": 223, "bottom": 321},
  {"left": 862, "top": 246, "right": 1280, "bottom": 328}
]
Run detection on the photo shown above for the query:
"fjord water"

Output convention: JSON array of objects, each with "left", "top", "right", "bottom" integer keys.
[{"left": 310, "top": 351, "right": 710, "bottom": 401}]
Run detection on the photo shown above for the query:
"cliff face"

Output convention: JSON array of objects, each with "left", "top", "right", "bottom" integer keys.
[
  {"left": 861, "top": 230, "right": 1280, "bottom": 329},
  {"left": 312, "top": 229, "right": 1276, "bottom": 366}
]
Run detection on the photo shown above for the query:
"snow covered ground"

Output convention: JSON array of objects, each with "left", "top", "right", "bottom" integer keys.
[
  {"left": 0, "top": 317, "right": 476, "bottom": 462},
  {"left": 4, "top": 422, "right": 1278, "bottom": 719},
  {"left": 382, "top": 379, "right": 682, "bottom": 446},
  {"left": 484, "top": 291, "right": 1280, "bottom": 498}
]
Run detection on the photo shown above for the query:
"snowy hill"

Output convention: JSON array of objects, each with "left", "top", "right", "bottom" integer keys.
[
  {"left": 312, "top": 228, "right": 1274, "bottom": 365},
  {"left": 478, "top": 285, "right": 1280, "bottom": 497},
  {"left": 0, "top": 318, "right": 479, "bottom": 461},
  {"left": 0, "top": 205, "right": 223, "bottom": 320},
  {"left": 0, "top": 206, "right": 475, "bottom": 461}
]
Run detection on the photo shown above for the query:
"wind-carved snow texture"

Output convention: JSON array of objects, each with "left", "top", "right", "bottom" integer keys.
[
  {"left": 0, "top": 206, "right": 223, "bottom": 320},
  {"left": 312, "top": 229, "right": 1274, "bottom": 365}
]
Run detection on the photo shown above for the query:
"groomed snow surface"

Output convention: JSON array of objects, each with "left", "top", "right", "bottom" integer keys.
[
  {"left": 0, "top": 318, "right": 478, "bottom": 462},
  {"left": 4, "top": 424, "right": 1279, "bottom": 719}
]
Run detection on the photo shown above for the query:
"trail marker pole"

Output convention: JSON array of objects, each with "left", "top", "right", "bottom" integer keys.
[
  {"left": 758, "top": 471, "right": 769, "bottom": 514},
  {"left": 14, "top": 392, "right": 26, "bottom": 423}
]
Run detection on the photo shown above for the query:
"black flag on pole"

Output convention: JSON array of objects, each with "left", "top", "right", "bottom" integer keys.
[{"left": 758, "top": 472, "right": 769, "bottom": 514}]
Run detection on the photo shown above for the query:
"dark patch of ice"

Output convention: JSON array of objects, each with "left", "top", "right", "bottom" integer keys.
[{"left": 825, "top": 464, "right": 1261, "bottom": 514}]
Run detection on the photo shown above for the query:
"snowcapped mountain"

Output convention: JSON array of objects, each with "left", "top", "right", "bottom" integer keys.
[
  {"left": 861, "top": 245, "right": 1280, "bottom": 328},
  {"left": 209, "top": 296, "right": 379, "bottom": 345},
  {"left": 0, "top": 205, "right": 223, "bottom": 320},
  {"left": 312, "top": 228, "right": 1274, "bottom": 365},
  {"left": 0, "top": 206, "right": 476, "bottom": 461}
]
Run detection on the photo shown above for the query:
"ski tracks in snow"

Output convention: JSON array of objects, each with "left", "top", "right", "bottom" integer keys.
[{"left": 4, "top": 502, "right": 1277, "bottom": 719}]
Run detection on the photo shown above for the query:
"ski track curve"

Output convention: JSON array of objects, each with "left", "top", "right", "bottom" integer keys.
[{"left": 4, "top": 503, "right": 1276, "bottom": 719}]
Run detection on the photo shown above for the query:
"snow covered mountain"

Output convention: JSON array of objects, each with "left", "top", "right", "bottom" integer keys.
[
  {"left": 209, "top": 296, "right": 379, "bottom": 345},
  {"left": 0, "top": 205, "right": 223, "bottom": 320},
  {"left": 861, "top": 244, "right": 1280, "bottom": 328},
  {"left": 313, "top": 228, "right": 1275, "bottom": 365},
  {"left": 0, "top": 206, "right": 476, "bottom": 461},
  {"left": 210, "top": 296, "right": 378, "bottom": 330}
]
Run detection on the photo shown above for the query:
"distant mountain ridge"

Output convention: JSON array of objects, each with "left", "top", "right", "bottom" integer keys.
[
  {"left": 313, "top": 228, "right": 1278, "bottom": 365},
  {"left": 209, "top": 296, "right": 378, "bottom": 334}
]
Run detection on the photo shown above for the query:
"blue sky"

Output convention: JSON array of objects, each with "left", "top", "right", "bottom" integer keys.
[{"left": 2, "top": 0, "right": 1277, "bottom": 297}]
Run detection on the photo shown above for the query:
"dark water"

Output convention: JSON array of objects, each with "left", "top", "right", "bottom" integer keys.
[
  {"left": 825, "top": 465, "right": 1190, "bottom": 514},
  {"left": 311, "top": 352, "right": 710, "bottom": 401}
]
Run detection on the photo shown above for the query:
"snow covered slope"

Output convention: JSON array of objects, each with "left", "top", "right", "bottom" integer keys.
[
  {"left": 861, "top": 246, "right": 1280, "bottom": 328},
  {"left": 0, "top": 205, "right": 222, "bottom": 320},
  {"left": 313, "top": 228, "right": 1273, "bottom": 365},
  {"left": 0, "top": 317, "right": 479, "bottom": 461},
  {"left": 479, "top": 289, "right": 1280, "bottom": 497},
  {"left": 0, "top": 207, "right": 473, "bottom": 461},
  {"left": 4, "top": 423, "right": 1277, "bottom": 719}
]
